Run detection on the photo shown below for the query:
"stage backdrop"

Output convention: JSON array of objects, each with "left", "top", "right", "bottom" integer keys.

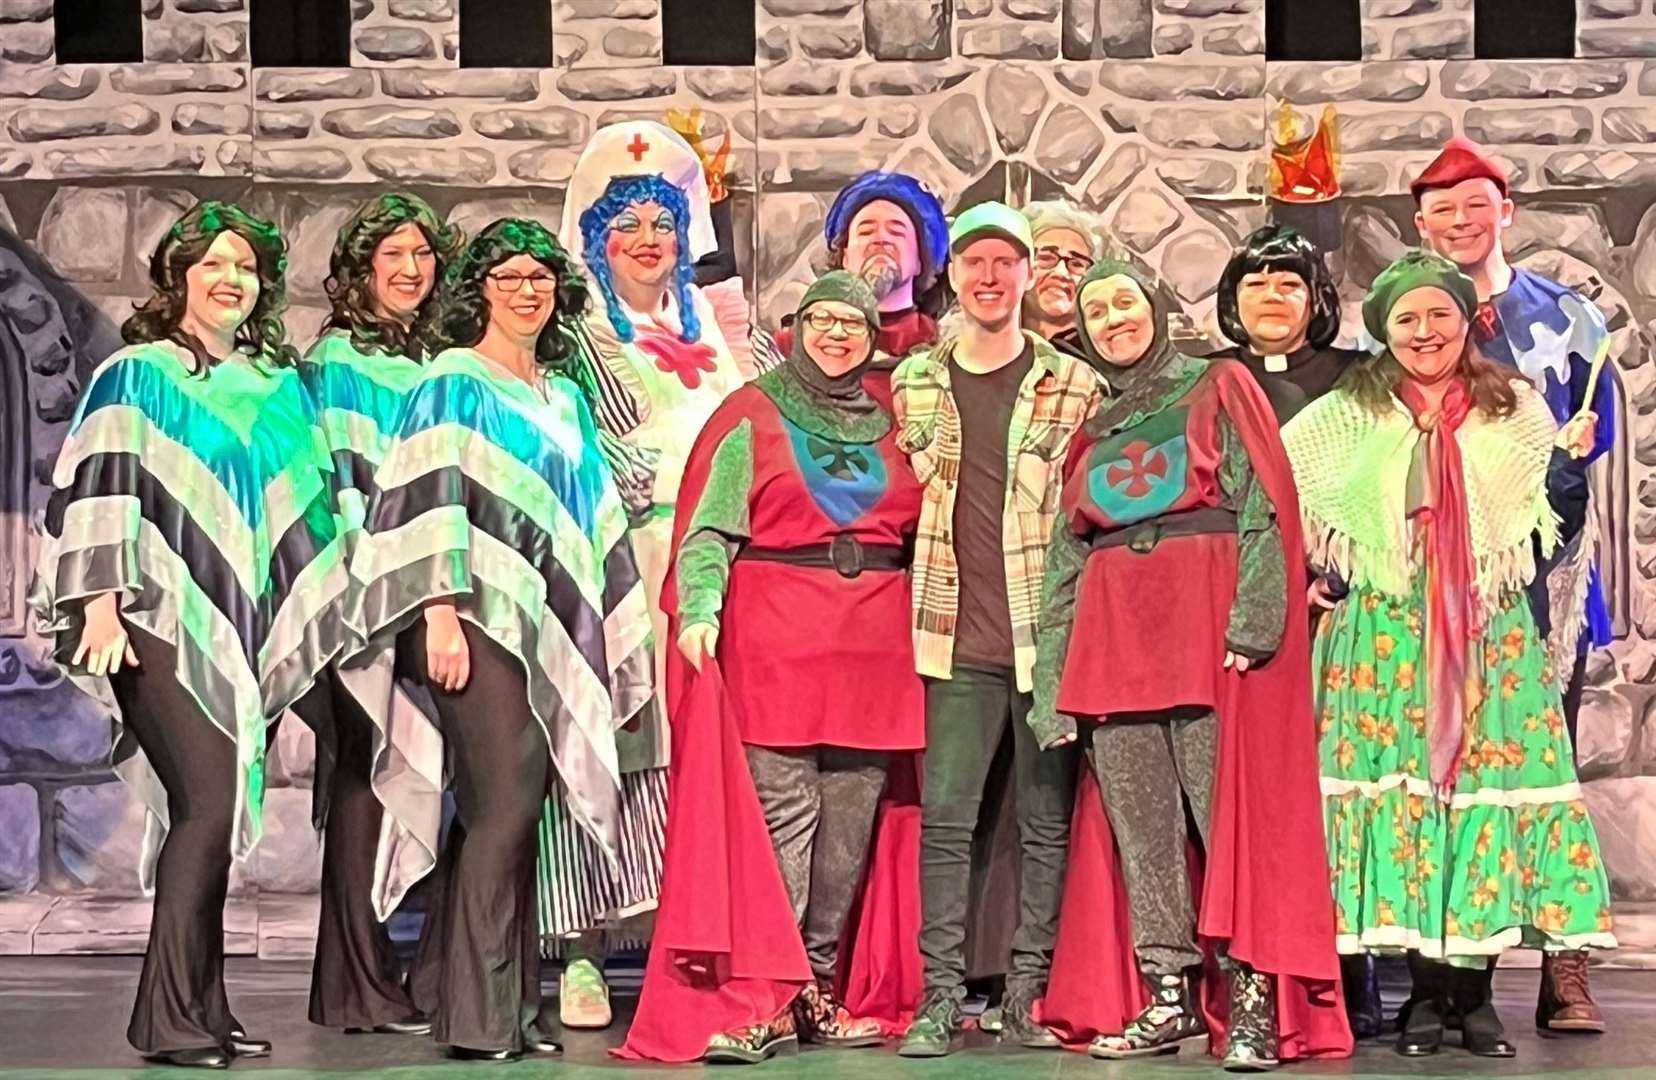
[{"left": 0, "top": 0, "right": 1652, "bottom": 964}]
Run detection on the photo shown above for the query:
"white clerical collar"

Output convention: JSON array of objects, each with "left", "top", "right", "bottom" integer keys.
[{"left": 1262, "top": 353, "right": 1289, "bottom": 373}]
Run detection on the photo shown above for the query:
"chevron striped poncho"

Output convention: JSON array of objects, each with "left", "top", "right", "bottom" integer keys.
[
  {"left": 301, "top": 329, "right": 426, "bottom": 559},
  {"left": 30, "top": 340, "right": 351, "bottom": 888},
  {"left": 341, "top": 346, "right": 654, "bottom": 918}
]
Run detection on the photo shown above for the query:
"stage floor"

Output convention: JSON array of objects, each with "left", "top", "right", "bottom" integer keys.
[{"left": 0, "top": 959, "right": 1650, "bottom": 1078}]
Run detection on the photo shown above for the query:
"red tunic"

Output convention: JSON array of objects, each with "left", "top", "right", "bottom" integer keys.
[
  {"left": 620, "top": 380, "right": 924, "bottom": 1062},
  {"left": 1056, "top": 365, "right": 1243, "bottom": 717},
  {"left": 1038, "top": 360, "right": 1352, "bottom": 1062},
  {"left": 703, "top": 385, "right": 924, "bottom": 750}
]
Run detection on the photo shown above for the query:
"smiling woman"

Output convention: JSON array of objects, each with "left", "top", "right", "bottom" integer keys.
[{"left": 30, "top": 200, "right": 348, "bottom": 1069}]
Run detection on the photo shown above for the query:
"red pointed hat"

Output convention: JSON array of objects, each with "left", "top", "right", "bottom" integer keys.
[{"left": 1410, "top": 135, "right": 1509, "bottom": 203}]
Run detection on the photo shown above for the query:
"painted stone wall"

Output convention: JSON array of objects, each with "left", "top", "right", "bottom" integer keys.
[{"left": 1, "top": 0, "right": 1654, "bottom": 961}]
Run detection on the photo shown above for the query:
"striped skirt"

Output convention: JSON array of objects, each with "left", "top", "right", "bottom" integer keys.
[{"left": 535, "top": 765, "right": 668, "bottom": 945}]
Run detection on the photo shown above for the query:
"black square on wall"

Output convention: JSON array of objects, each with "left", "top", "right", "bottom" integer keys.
[
  {"left": 663, "top": 0, "right": 754, "bottom": 66},
  {"left": 1474, "top": 0, "right": 1574, "bottom": 59},
  {"left": 1265, "top": 0, "right": 1361, "bottom": 62},
  {"left": 250, "top": 0, "right": 352, "bottom": 67},
  {"left": 54, "top": 0, "right": 144, "bottom": 64},
  {"left": 459, "top": 0, "right": 553, "bottom": 68}
]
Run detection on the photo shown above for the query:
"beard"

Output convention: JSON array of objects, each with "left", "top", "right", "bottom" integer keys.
[{"left": 857, "top": 257, "right": 903, "bottom": 300}]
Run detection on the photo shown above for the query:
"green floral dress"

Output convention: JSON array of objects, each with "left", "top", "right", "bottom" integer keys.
[{"left": 1315, "top": 581, "right": 1616, "bottom": 959}]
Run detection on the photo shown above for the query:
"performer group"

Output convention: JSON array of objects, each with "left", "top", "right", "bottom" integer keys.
[{"left": 28, "top": 123, "right": 1621, "bottom": 1070}]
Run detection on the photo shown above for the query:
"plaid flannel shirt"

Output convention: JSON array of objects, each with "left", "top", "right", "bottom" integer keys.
[{"left": 892, "top": 332, "right": 1104, "bottom": 692}]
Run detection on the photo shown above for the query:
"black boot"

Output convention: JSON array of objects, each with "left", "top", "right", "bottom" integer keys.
[
  {"left": 1454, "top": 962, "right": 1516, "bottom": 1058},
  {"left": 1396, "top": 954, "right": 1446, "bottom": 1057},
  {"left": 1222, "top": 963, "right": 1279, "bottom": 1072},
  {"left": 1341, "top": 953, "right": 1383, "bottom": 1039}
]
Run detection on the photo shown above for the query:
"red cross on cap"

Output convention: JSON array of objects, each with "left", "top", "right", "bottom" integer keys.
[{"left": 626, "top": 131, "right": 650, "bottom": 162}]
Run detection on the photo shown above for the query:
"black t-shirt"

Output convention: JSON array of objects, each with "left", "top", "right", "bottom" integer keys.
[{"left": 948, "top": 344, "right": 1035, "bottom": 669}]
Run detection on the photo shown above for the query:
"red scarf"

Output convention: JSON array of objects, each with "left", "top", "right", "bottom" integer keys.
[{"left": 1397, "top": 377, "right": 1478, "bottom": 800}]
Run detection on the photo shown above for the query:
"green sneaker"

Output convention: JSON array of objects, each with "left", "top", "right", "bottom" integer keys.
[{"left": 897, "top": 994, "right": 964, "bottom": 1058}]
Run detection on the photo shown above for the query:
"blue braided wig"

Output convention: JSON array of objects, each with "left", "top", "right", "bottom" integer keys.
[{"left": 577, "top": 174, "right": 700, "bottom": 345}]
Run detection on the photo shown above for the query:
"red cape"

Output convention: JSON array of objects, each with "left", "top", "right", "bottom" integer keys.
[
  {"left": 1038, "top": 361, "right": 1352, "bottom": 1061},
  {"left": 616, "top": 390, "right": 922, "bottom": 1062}
]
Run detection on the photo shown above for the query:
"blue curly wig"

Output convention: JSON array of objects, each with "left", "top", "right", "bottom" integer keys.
[{"left": 578, "top": 174, "right": 699, "bottom": 345}]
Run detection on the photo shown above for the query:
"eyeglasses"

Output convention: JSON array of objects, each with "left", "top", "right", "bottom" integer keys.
[
  {"left": 1033, "top": 248, "right": 1092, "bottom": 277},
  {"left": 487, "top": 271, "right": 557, "bottom": 293},
  {"left": 803, "top": 310, "right": 871, "bottom": 337}
]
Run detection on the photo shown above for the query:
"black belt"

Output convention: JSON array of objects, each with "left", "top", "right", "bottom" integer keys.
[
  {"left": 1090, "top": 507, "right": 1237, "bottom": 554},
  {"left": 738, "top": 535, "right": 911, "bottom": 578}
]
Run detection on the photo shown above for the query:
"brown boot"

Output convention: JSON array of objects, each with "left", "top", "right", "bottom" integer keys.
[
  {"left": 1537, "top": 951, "right": 1605, "bottom": 1034},
  {"left": 793, "top": 982, "right": 883, "bottom": 1048}
]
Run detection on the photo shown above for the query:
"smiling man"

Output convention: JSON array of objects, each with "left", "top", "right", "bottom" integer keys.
[
  {"left": 1411, "top": 136, "right": 1618, "bottom": 1037},
  {"left": 774, "top": 171, "right": 950, "bottom": 404},
  {"left": 1020, "top": 202, "right": 1100, "bottom": 356},
  {"left": 891, "top": 202, "right": 1103, "bottom": 1057}
]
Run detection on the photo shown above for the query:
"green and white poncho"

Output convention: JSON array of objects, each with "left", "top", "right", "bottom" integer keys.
[
  {"left": 341, "top": 346, "right": 653, "bottom": 918},
  {"left": 31, "top": 340, "right": 351, "bottom": 888},
  {"left": 301, "top": 329, "right": 426, "bottom": 558}
]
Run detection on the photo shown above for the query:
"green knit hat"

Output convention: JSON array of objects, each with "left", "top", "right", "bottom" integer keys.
[
  {"left": 798, "top": 269, "right": 881, "bottom": 329},
  {"left": 1362, "top": 250, "right": 1479, "bottom": 343}
]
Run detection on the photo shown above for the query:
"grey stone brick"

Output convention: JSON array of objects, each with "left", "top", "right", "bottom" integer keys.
[
  {"left": 1099, "top": 62, "right": 1262, "bottom": 101},
  {"left": 257, "top": 70, "right": 376, "bottom": 102},
  {"left": 354, "top": 27, "right": 437, "bottom": 62},
  {"left": 1141, "top": 107, "right": 1263, "bottom": 150},
  {"left": 0, "top": 68, "right": 100, "bottom": 100},
  {"left": 319, "top": 106, "right": 461, "bottom": 140},
  {"left": 8, "top": 104, "right": 159, "bottom": 143},
  {"left": 1084, "top": 142, "right": 1151, "bottom": 209},
  {"left": 984, "top": 65, "right": 1048, "bottom": 154},
  {"left": 848, "top": 61, "right": 974, "bottom": 96},
  {"left": 685, "top": 68, "right": 756, "bottom": 102},
  {"left": 760, "top": 63, "right": 841, "bottom": 96},
  {"left": 929, "top": 94, "right": 991, "bottom": 174},
  {"left": 799, "top": 25, "right": 862, "bottom": 59},
  {"left": 1463, "top": 105, "right": 1592, "bottom": 145},
  {"left": 378, "top": 68, "right": 539, "bottom": 100},
  {"left": 1034, "top": 102, "right": 1106, "bottom": 184},
  {"left": 960, "top": 22, "right": 1061, "bottom": 59},
  {"left": 108, "top": 64, "right": 246, "bottom": 95},
  {"left": 1156, "top": 157, "right": 1238, "bottom": 196},
  {"left": 43, "top": 145, "right": 205, "bottom": 176},
  {"left": 556, "top": 69, "right": 677, "bottom": 101},
  {"left": 254, "top": 108, "right": 313, "bottom": 139},
  {"left": 1268, "top": 62, "right": 1430, "bottom": 103},
  {"left": 604, "top": 27, "right": 661, "bottom": 60},
  {"left": 472, "top": 107, "right": 588, "bottom": 143},
  {"left": 365, "top": 146, "right": 495, "bottom": 184},
  {"left": 253, "top": 147, "right": 353, "bottom": 180},
  {"left": 172, "top": 103, "right": 252, "bottom": 136}
]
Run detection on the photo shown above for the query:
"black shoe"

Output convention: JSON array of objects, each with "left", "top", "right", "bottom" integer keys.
[
  {"left": 1462, "top": 1001, "right": 1516, "bottom": 1057},
  {"left": 1000, "top": 986, "right": 1060, "bottom": 1049},
  {"left": 226, "top": 1033, "right": 271, "bottom": 1058},
  {"left": 1090, "top": 970, "right": 1208, "bottom": 1059},
  {"left": 346, "top": 1016, "right": 433, "bottom": 1036},
  {"left": 447, "top": 1045, "right": 522, "bottom": 1062},
  {"left": 146, "top": 1047, "right": 230, "bottom": 1069},
  {"left": 1396, "top": 996, "right": 1444, "bottom": 1057},
  {"left": 524, "top": 1034, "right": 563, "bottom": 1055}
]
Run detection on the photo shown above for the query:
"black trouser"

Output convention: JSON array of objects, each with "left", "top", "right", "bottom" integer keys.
[
  {"left": 293, "top": 667, "right": 419, "bottom": 1029},
  {"left": 110, "top": 627, "right": 243, "bottom": 1057},
  {"left": 917, "top": 662, "right": 1076, "bottom": 1001},
  {"left": 1089, "top": 710, "right": 1219, "bottom": 976},
  {"left": 744, "top": 745, "right": 889, "bottom": 984},
  {"left": 402, "top": 620, "right": 550, "bottom": 1052}
]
